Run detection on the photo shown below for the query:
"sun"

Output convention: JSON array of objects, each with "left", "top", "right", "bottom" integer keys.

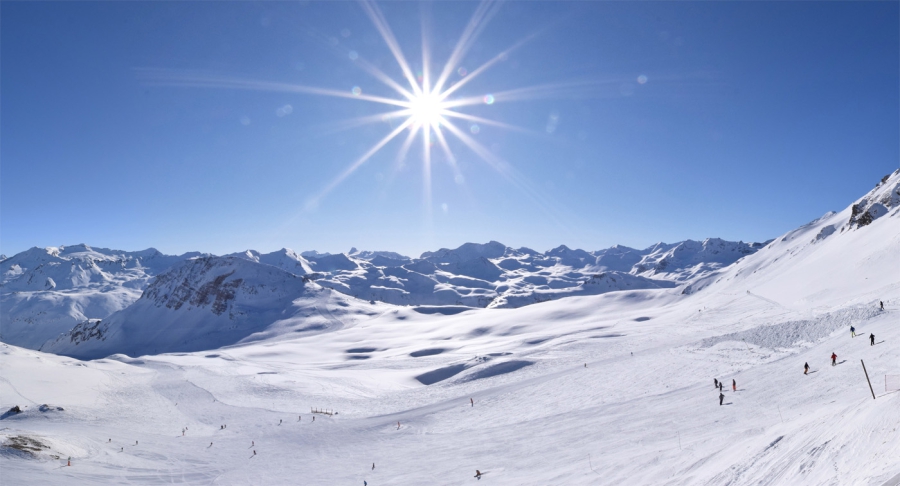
[
  {"left": 408, "top": 92, "right": 445, "bottom": 127},
  {"left": 146, "top": 0, "right": 557, "bottom": 217}
]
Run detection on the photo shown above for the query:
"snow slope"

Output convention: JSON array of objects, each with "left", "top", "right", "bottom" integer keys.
[{"left": 1, "top": 171, "right": 898, "bottom": 485}]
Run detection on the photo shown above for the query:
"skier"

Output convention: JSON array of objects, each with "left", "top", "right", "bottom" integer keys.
[
  {"left": 252, "top": 441, "right": 255, "bottom": 447},
  {"left": 299, "top": 415, "right": 302, "bottom": 422},
  {"left": 851, "top": 325, "right": 856, "bottom": 338},
  {"left": 732, "top": 379, "right": 736, "bottom": 392},
  {"left": 870, "top": 333, "right": 875, "bottom": 346},
  {"left": 209, "top": 442, "right": 213, "bottom": 448},
  {"left": 719, "top": 392, "right": 724, "bottom": 406},
  {"left": 470, "top": 398, "right": 474, "bottom": 407},
  {"left": 397, "top": 421, "right": 401, "bottom": 430},
  {"left": 475, "top": 470, "right": 483, "bottom": 479},
  {"left": 831, "top": 352, "right": 837, "bottom": 366},
  {"left": 120, "top": 447, "right": 123, "bottom": 452},
  {"left": 714, "top": 378, "right": 718, "bottom": 389},
  {"left": 67, "top": 458, "right": 71, "bottom": 466},
  {"left": 312, "top": 416, "right": 315, "bottom": 422},
  {"left": 135, "top": 440, "right": 138, "bottom": 446},
  {"left": 253, "top": 450, "right": 256, "bottom": 456},
  {"left": 372, "top": 462, "right": 375, "bottom": 470},
  {"left": 804, "top": 362, "right": 809, "bottom": 375},
  {"left": 880, "top": 301, "right": 884, "bottom": 310},
  {"left": 718, "top": 382, "right": 723, "bottom": 392}
]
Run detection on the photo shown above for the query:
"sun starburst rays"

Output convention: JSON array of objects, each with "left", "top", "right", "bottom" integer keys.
[
  {"left": 143, "top": 0, "right": 554, "bottom": 221},
  {"left": 300, "top": 0, "right": 541, "bottom": 214}
]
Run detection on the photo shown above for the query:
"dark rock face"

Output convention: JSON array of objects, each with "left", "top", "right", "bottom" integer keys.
[
  {"left": 1, "top": 406, "right": 22, "bottom": 420},
  {"left": 63, "top": 320, "right": 109, "bottom": 345},
  {"left": 143, "top": 257, "right": 245, "bottom": 315},
  {"left": 848, "top": 170, "right": 900, "bottom": 229}
]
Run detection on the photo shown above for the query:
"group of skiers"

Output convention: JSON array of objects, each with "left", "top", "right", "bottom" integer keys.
[
  {"left": 714, "top": 378, "right": 737, "bottom": 405},
  {"left": 805, "top": 320, "right": 881, "bottom": 376},
  {"left": 849, "top": 325, "right": 876, "bottom": 346}
]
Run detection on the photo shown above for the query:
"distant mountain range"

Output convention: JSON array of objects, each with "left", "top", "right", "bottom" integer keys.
[{"left": 3, "top": 169, "right": 897, "bottom": 359}]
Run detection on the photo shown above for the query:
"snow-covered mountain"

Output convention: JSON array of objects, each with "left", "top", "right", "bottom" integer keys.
[
  {"left": 40, "top": 256, "right": 382, "bottom": 360},
  {"left": 1, "top": 236, "right": 764, "bottom": 351},
  {"left": 684, "top": 168, "right": 900, "bottom": 308},
  {"left": 0, "top": 245, "right": 205, "bottom": 349}
]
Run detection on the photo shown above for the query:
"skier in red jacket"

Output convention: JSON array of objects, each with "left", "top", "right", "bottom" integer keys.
[{"left": 831, "top": 352, "right": 837, "bottom": 366}]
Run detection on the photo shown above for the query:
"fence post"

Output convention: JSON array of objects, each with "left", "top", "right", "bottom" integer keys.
[{"left": 861, "top": 359, "right": 876, "bottom": 400}]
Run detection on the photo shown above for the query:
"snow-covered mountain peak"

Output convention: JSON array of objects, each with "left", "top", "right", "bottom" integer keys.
[{"left": 420, "top": 240, "right": 511, "bottom": 263}]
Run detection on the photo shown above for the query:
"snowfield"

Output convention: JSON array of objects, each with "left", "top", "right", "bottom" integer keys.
[{"left": 1, "top": 170, "right": 899, "bottom": 485}]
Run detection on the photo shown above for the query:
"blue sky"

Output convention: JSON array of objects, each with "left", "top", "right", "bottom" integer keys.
[{"left": 2, "top": 1, "right": 897, "bottom": 258}]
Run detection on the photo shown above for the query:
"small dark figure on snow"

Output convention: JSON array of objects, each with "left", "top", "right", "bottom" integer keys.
[
  {"left": 397, "top": 421, "right": 401, "bottom": 429},
  {"left": 253, "top": 450, "right": 256, "bottom": 456},
  {"left": 804, "top": 362, "right": 809, "bottom": 375},
  {"left": 470, "top": 398, "right": 474, "bottom": 407},
  {"left": 831, "top": 352, "right": 837, "bottom": 366},
  {"left": 279, "top": 419, "right": 282, "bottom": 425},
  {"left": 732, "top": 379, "right": 736, "bottom": 392},
  {"left": 880, "top": 301, "right": 884, "bottom": 310},
  {"left": 870, "top": 333, "right": 875, "bottom": 346},
  {"left": 108, "top": 439, "right": 111, "bottom": 443},
  {"left": 312, "top": 416, "right": 315, "bottom": 422},
  {"left": 719, "top": 393, "right": 724, "bottom": 406},
  {"left": 299, "top": 415, "right": 301, "bottom": 422},
  {"left": 714, "top": 378, "right": 719, "bottom": 389},
  {"left": 718, "top": 382, "right": 723, "bottom": 392},
  {"left": 475, "top": 470, "right": 482, "bottom": 479},
  {"left": 209, "top": 442, "right": 213, "bottom": 447},
  {"left": 851, "top": 326, "right": 856, "bottom": 338},
  {"left": 372, "top": 462, "right": 375, "bottom": 470}
]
